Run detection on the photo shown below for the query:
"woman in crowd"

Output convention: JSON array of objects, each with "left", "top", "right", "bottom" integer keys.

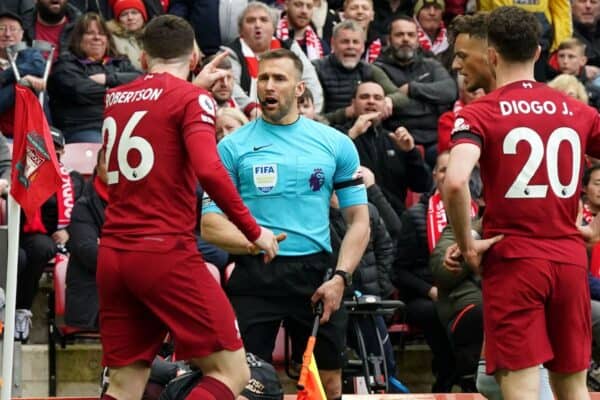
[
  {"left": 107, "top": 0, "right": 148, "bottom": 70},
  {"left": 48, "top": 12, "right": 141, "bottom": 143}
]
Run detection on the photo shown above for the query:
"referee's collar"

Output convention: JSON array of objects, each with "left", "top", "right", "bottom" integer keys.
[{"left": 259, "top": 115, "right": 301, "bottom": 127}]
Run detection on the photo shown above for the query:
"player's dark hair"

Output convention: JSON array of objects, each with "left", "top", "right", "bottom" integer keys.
[
  {"left": 583, "top": 163, "right": 600, "bottom": 186},
  {"left": 449, "top": 12, "right": 489, "bottom": 42},
  {"left": 142, "top": 15, "right": 194, "bottom": 60},
  {"left": 259, "top": 48, "right": 304, "bottom": 78},
  {"left": 487, "top": 6, "right": 541, "bottom": 63}
]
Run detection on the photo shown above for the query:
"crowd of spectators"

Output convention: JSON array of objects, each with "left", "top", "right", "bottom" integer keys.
[{"left": 3, "top": 0, "right": 600, "bottom": 395}]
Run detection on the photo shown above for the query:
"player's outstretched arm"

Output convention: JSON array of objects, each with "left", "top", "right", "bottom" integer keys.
[
  {"left": 201, "top": 212, "right": 257, "bottom": 254},
  {"left": 201, "top": 213, "right": 285, "bottom": 261}
]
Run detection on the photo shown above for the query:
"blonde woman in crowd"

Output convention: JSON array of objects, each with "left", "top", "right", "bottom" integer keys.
[{"left": 215, "top": 107, "right": 249, "bottom": 142}]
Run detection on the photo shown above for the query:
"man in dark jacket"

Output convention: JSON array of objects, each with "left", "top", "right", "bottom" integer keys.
[
  {"left": 392, "top": 150, "right": 457, "bottom": 392},
  {"left": 336, "top": 81, "right": 432, "bottom": 218},
  {"left": 65, "top": 148, "right": 107, "bottom": 330},
  {"left": 572, "top": 0, "right": 600, "bottom": 68},
  {"left": 17, "top": 128, "right": 85, "bottom": 342},
  {"left": 23, "top": 0, "right": 81, "bottom": 58},
  {"left": 0, "top": 10, "right": 45, "bottom": 117},
  {"left": 374, "top": 15, "right": 457, "bottom": 166},
  {"left": 313, "top": 19, "right": 408, "bottom": 125}
]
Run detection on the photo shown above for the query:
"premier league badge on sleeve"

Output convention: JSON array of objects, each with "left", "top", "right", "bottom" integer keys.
[
  {"left": 253, "top": 164, "right": 278, "bottom": 193},
  {"left": 451, "top": 117, "right": 470, "bottom": 135}
]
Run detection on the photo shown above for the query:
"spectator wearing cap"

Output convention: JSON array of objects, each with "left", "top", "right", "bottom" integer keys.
[
  {"left": 107, "top": 0, "right": 147, "bottom": 69},
  {"left": 47, "top": 12, "right": 141, "bottom": 143},
  {"left": 1, "top": 1, "right": 35, "bottom": 38},
  {"left": 0, "top": 10, "right": 45, "bottom": 118},
  {"left": 68, "top": 0, "right": 163, "bottom": 22},
  {"left": 413, "top": 0, "right": 448, "bottom": 56},
  {"left": 16, "top": 126, "right": 85, "bottom": 342},
  {"left": 22, "top": 0, "right": 81, "bottom": 59}
]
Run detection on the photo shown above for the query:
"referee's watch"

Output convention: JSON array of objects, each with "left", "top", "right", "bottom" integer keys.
[{"left": 333, "top": 270, "right": 352, "bottom": 287}]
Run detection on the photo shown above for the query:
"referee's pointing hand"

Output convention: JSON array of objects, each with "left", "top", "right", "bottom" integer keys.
[{"left": 253, "top": 227, "right": 284, "bottom": 263}]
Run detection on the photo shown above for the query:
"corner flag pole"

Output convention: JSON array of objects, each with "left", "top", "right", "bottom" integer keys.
[{"left": 2, "top": 194, "right": 21, "bottom": 400}]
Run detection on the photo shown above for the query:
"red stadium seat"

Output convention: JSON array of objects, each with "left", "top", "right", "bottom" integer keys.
[
  {"left": 60, "top": 142, "right": 102, "bottom": 178},
  {"left": 47, "top": 253, "right": 100, "bottom": 396}
]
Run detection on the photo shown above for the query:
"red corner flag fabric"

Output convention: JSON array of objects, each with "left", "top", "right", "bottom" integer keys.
[
  {"left": 10, "top": 85, "right": 61, "bottom": 219},
  {"left": 296, "top": 336, "right": 327, "bottom": 400}
]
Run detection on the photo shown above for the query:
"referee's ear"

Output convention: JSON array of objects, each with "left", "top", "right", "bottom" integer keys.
[{"left": 295, "top": 81, "right": 306, "bottom": 100}]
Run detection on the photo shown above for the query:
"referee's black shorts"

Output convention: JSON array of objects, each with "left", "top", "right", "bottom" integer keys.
[{"left": 225, "top": 252, "right": 347, "bottom": 370}]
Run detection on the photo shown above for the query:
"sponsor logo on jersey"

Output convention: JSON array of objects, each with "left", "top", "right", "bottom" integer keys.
[
  {"left": 452, "top": 117, "right": 470, "bottom": 134},
  {"left": 253, "top": 164, "right": 277, "bottom": 193},
  {"left": 309, "top": 168, "right": 325, "bottom": 191}
]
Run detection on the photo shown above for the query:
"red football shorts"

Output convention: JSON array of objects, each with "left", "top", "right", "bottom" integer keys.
[
  {"left": 482, "top": 254, "right": 591, "bottom": 375},
  {"left": 97, "top": 241, "right": 243, "bottom": 367}
]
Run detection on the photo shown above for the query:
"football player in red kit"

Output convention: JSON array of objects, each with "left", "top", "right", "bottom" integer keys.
[
  {"left": 97, "top": 15, "right": 280, "bottom": 400},
  {"left": 445, "top": 6, "right": 600, "bottom": 400}
]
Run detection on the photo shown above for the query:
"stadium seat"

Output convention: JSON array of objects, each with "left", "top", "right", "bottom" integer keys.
[
  {"left": 47, "top": 253, "right": 99, "bottom": 396},
  {"left": 60, "top": 142, "right": 102, "bottom": 178}
]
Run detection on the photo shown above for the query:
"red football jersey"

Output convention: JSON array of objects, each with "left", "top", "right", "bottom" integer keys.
[
  {"left": 452, "top": 80, "right": 600, "bottom": 264},
  {"left": 101, "top": 73, "right": 259, "bottom": 251}
]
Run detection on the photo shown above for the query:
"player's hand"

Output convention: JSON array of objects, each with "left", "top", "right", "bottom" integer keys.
[
  {"left": 251, "top": 229, "right": 285, "bottom": 263},
  {"left": 348, "top": 112, "right": 380, "bottom": 139},
  {"left": 192, "top": 51, "right": 229, "bottom": 90},
  {"left": 389, "top": 126, "right": 415, "bottom": 152},
  {"left": 382, "top": 96, "right": 393, "bottom": 119},
  {"left": 247, "top": 232, "right": 286, "bottom": 255},
  {"left": 461, "top": 235, "right": 503, "bottom": 274},
  {"left": 311, "top": 275, "right": 345, "bottom": 324}
]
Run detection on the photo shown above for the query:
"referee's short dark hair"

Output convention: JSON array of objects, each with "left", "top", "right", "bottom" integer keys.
[{"left": 259, "top": 49, "right": 304, "bottom": 79}]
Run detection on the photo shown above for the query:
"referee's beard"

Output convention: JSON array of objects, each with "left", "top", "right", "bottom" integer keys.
[{"left": 259, "top": 95, "right": 298, "bottom": 124}]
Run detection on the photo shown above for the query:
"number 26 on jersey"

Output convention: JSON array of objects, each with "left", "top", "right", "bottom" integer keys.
[{"left": 102, "top": 111, "right": 155, "bottom": 185}]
